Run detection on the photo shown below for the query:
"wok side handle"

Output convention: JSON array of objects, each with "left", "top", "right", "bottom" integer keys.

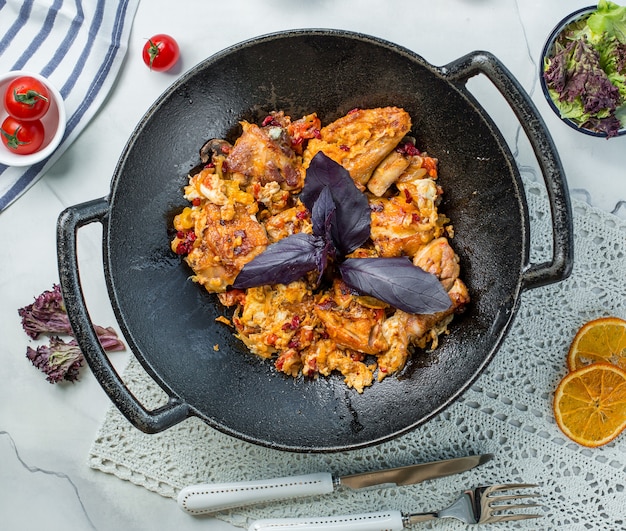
[
  {"left": 57, "top": 197, "right": 190, "bottom": 433},
  {"left": 443, "top": 51, "right": 574, "bottom": 290}
]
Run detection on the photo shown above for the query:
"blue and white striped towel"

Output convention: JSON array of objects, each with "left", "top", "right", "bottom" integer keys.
[{"left": 0, "top": 0, "right": 139, "bottom": 212}]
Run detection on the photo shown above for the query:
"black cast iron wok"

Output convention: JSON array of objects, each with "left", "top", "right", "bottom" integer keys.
[{"left": 57, "top": 30, "right": 573, "bottom": 453}]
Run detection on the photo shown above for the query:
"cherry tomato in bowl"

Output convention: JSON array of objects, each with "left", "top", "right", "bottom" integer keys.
[
  {"left": 3, "top": 75, "right": 51, "bottom": 121},
  {"left": 142, "top": 34, "right": 180, "bottom": 72},
  {"left": 0, "top": 70, "right": 66, "bottom": 166},
  {"left": 1, "top": 116, "right": 45, "bottom": 155}
]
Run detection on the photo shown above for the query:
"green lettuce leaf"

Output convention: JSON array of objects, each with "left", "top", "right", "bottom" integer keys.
[{"left": 587, "top": 0, "right": 626, "bottom": 44}]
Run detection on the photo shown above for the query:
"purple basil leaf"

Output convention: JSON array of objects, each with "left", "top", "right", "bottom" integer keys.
[
  {"left": 310, "top": 187, "right": 336, "bottom": 278},
  {"left": 301, "top": 152, "right": 370, "bottom": 255},
  {"left": 339, "top": 257, "right": 452, "bottom": 314},
  {"left": 232, "top": 233, "right": 324, "bottom": 289},
  {"left": 311, "top": 185, "right": 335, "bottom": 239}
]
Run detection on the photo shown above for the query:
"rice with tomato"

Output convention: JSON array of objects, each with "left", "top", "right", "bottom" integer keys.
[{"left": 171, "top": 107, "right": 469, "bottom": 392}]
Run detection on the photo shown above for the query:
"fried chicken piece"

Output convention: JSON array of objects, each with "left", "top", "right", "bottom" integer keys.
[
  {"left": 314, "top": 280, "right": 389, "bottom": 355},
  {"left": 302, "top": 107, "right": 411, "bottom": 186},
  {"left": 366, "top": 150, "right": 411, "bottom": 197},
  {"left": 227, "top": 121, "right": 303, "bottom": 190},
  {"left": 412, "top": 237, "right": 460, "bottom": 292},
  {"left": 185, "top": 202, "right": 268, "bottom": 292},
  {"left": 369, "top": 178, "right": 443, "bottom": 258},
  {"left": 377, "top": 238, "right": 470, "bottom": 379}
]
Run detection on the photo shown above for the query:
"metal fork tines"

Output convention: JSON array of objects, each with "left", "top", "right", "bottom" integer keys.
[{"left": 406, "top": 483, "right": 543, "bottom": 526}]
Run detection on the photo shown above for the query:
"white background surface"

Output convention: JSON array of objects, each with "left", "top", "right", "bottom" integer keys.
[{"left": 1, "top": 1, "right": 624, "bottom": 530}]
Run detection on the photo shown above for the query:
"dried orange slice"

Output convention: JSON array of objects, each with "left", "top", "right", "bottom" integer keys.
[
  {"left": 554, "top": 362, "right": 626, "bottom": 447},
  {"left": 567, "top": 316, "right": 626, "bottom": 372}
]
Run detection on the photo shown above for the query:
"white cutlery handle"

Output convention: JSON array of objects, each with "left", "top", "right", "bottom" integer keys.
[
  {"left": 248, "top": 511, "right": 405, "bottom": 531},
  {"left": 177, "top": 472, "right": 334, "bottom": 515}
]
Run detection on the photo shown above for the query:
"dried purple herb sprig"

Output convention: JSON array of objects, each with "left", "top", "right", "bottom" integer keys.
[
  {"left": 233, "top": 152, "right": 452, "bottom": 315},
  {"left": 19, "top": 284, "right": 125, "bottom": 383}
]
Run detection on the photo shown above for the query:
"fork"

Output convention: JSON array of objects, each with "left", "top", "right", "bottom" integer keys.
[{"left": 247, "top": 483, "right": 542, "bottom": 530}]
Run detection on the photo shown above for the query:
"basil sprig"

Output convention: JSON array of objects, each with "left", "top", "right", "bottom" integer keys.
[{"left": 233, "top": 152, "right": 451, "bottom": 315}]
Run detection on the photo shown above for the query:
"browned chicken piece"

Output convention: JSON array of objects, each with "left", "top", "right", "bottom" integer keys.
[
  {"left": 263, "top": 203, "right": 312, "bottom": 243},
  {"left": 185, "top": 202, "right": 268, "bottom": 292},
  {"left": 369, "top": 179, "right": 444, "bottom": 258},
  {"left": 302, "top": 107, "right": 411, "bottom": 186},
  {"left": 226, "top": 121, "right": 304, "bottom": 190},
  {"left": 377, "top": 238, "right": 470, "bottom": 379},
  {"left": 412, "top": 237, "right": 460, "bottom": 291},
  {"left": 397, "top": 154, "right": 438, "bottom": 183},
  {"left": 314, "top": 280, "right": 389, "bottom": 355},
  {"left": 366, "top": 150, "right": 411, "bottom": 197}
]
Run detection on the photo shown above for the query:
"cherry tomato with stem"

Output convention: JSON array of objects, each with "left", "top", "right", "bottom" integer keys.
[
  {"left": 1, "top": 116, "right": 45, "bottom": 155},
  {"left": 142, "top": 34, "right": 180, "bottom": 72},
  {"left": 4, "top": 76, "right": 50, "bottom": 121}
]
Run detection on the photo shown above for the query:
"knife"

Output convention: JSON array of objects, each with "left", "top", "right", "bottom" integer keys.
[{"left": 177, "top": 453, "right": 492, "bottom": 515}]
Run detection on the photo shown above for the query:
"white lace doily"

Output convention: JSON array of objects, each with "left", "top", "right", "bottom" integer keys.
[{"left": 89, "top": 178, "right": 626, "bottom": 530}]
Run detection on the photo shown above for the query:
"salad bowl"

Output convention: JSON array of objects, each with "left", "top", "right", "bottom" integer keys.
[{"left": 540, "top": 2, "right": 626, "bottom": 138}]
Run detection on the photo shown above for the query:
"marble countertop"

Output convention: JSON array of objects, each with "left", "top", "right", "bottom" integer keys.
[{"left": 1, "top": 1, "right": 625, "bottom": 530}]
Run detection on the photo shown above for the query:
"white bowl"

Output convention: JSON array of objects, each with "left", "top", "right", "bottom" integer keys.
[{"left": 0, "top": 70, "right": 66, "bottom": 166}]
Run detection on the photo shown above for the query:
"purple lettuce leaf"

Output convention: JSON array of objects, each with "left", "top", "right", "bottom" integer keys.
[
  {"left": 26, "top": 337, "right": 84, "bottom": 384},
  {"left": 339, "top": 257, "right": 452, "bottom": 314},
  {"left": 96, "top": 326, "right": 126, "bottom": 352},
  {"left": 573, "top": 41, "right": 621, "bottom": 115},
  {"left": 545, "top": 37, "right": 621, "bottom": 116},
  {"left": 614, "top": 41, "right": 626, "bottom": 73},
  {"left": 232, "top": 233, "right": 325, "bottom": 288},
  {"left": 544, "top": 40, "right": 571, "bottom": 95},
  {"left": 583, "top": 115, "right": 623, "bottom": 136},
  {"left": 25, "top": 329, "right": 124, "bottom": 384},
  {"left": 19, "top": 283, "right": 126, "bottom": 348},
  {"left": 18, "top": 283, "right": 72, "bottom": 339},
  {"left": 300, "top": 152, "right": 371, "bottom": 255}
]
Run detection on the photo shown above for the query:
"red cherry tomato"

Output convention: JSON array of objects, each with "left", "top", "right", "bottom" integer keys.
[
  {"left": 3, "top": 76, "right": 51, "bottom": 121},
  {"left": 1, "top": 116, "right": 45, "bottom": 155},
  {"left": 142, "top": 34, "right": 180, "bottom": 72}
]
